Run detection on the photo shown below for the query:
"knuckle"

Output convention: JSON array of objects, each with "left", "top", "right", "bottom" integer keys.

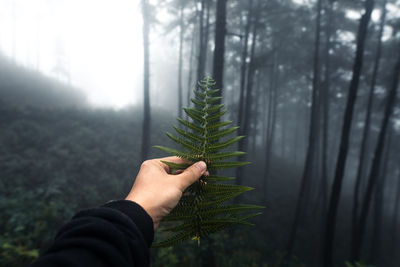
[
  {"left": 187, "top": 167, "right": 199, "bottom": 178},
  {"left": 141, "top": 160, "right": 151, "bottom": 168}
]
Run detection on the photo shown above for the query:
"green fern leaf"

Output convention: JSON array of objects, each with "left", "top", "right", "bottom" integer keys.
[
  {"left": 152, "top": 77, "right": 263, "bottom": 247},
  {"left": 176, "top": 118, "right": 203, "bottom": 133},
  {"left": 209, "top": 161, "right": 251, "bottom": 170}
]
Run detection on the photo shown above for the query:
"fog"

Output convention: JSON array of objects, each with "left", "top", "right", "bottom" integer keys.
[
  {"left": 1, "top": 0, "right": 400, "bottom": 266},
  {"left": 0, "top": 0, "right": 183, "bottom": 109}
]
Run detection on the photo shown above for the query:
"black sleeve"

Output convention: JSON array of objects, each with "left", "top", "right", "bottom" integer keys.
[{"left": 30, "top": 200, "right": 154, "bottom": 267}]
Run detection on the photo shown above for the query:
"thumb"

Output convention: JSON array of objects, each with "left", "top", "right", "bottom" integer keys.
[{"left": 176, "top": 161, "right": 207, "bottom": 191}]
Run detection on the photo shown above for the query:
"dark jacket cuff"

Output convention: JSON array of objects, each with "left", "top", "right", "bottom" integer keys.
[{"left": 102, "top": 200, "right": 154, "bottom": 247}]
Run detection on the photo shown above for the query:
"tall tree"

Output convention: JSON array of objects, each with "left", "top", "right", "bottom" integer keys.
[
  {"left": 141, "top": 0, "right": 151, "bottom": 162},
  {"left": 351, "top": 0, "right": 387, "bottom": 252},
  {"left": 197, "top": 0, "right": 206, "bottom": 82},
  {"left": 320, "top": 0, "right": 334, "bottom": 216},
  {"left": 286, "top": 0, "right": 322, "bottom": 256},
  {"left": 263, "top": 50, "right": 278, "bottom": 202},
  {"left": 350, "top": 42, "right": 400, "bottom": 263},
  {"left": 370, "top": 128, "right": 392, "bottom": 264},
  {"left": 236, "top": 0, "right": 253, "bottom": 186},
  {"left": 390, "top": 168, "right": 400, "bottom": 258},
  {"left": 177, "top": 0, "right": 184, "bottom": 118},
  {"left": 212, "top": 0, "right": 227, "bottom": 98},
  {"left": 323, "top": 0, "right": 374, "bottom": 266},
  {"left": 187, "top": 27, "right": 196, "bottom": 106}
]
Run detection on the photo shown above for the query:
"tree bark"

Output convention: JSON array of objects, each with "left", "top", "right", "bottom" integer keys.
[
  {"left": 351, "top": 0, "right": 387, "bottom": 255},
  {"left": 322, "top": 1, "right": 374, "bottom": 265},
  {"left": 236, "top": 0, "right": 253, "bottom": 186},
  {"left": 390, "top": 169, "right": 400, "bottom": 258},
  {"left": 212, "top": 0, "right": 227, "bottom": 100},
  {"left": 236, "top": 0, "right": 261, "bottom": 195},
  {"left": 263, "top": 50, "right": 278, "bottom": 203},
  {"left": 141, "top": 0, "right": 151, "bottom": 162},
  {"left": 187, "top": 27, "right": 196, "bottom": 107},
  {"left": 370, "top": 128, "right": 392, "bottom": 264},
  {"left": 321, "top": 0, "right": 333, "bottom": 217},
  {"left": 286, "top": 0, "right": 322, "bottom": 256},
  {"left": 197, "top": 0, "right": 206, "bottom": 82},
  {"left": 350, "top": 41, "right": 400, "bottom": 263},
  {"left": 177, "top": 0, "right": 184, "bottom": 118}
]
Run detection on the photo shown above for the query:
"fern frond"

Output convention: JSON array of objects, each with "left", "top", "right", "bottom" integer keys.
[
  {"left": 152, "top": 231, "right": 195, "bottom": 247},
  {"left": 207, "top": 126, "right": 239, "bottom": 141},
  {"left": 153, "top": 77, "right": 263, "bottom": 247},
  {"left": 204, "top": 175, "right": 235, "bottom": 182},
  {"left": 173, "top": 126, "right": 204, "bottom": 143},
  {"left": 206, "top": 120, "right": 233, "bottom": 131},
  {"left": 165, "top": 132, "right": 202, "bottom": 153},
  {"left": 209, "top": 161, "right": 251, "bottom": 170},
  {"left": 190, "top": 98, "right": 206, "bottom": 108},
  {"left": 194, "top": 90, "right": 206, "bottom": 99},
  {"left": 206, "top": 96, "right": 222, "bottom": 104},
  {"left": 176, "top": 118, "right": 203, "bottom": 133},
  {"left": 160, "top": 160, "right": 190, "bottom": 170},
  {"left": 206, "top": 151, "right": 245, "bottom": 161},
  {"left": 206, "top": 109, "right": 227, "bottom": 122},
  {"left": 207, "top": 103, "right": 225, "bottom": 114},
  {"left": 183, "top": 108, "right": 204, "bottom": 123},
  {"left": 153, "top": 146, "right": 198, "bottom": 162},
  {"left": 207, "top": 136, "right": 244, "bottom": 152}
]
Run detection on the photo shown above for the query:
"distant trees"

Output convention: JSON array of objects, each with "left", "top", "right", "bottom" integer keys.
[
  {"left": 350, "top": 0, "right": 387, "bottom": 261},
  {"left": 350, "top": 42, "right": 400, "bottom": 263},
  {"left": 212, "top": 0, "right": 227, "bottom": 97},
  {"left": 236, "top": 0, "right": 254, "bottom": 187},
  {"left": 287, "top": 0, "right": 322, "bottom": 256},
  {"left": 152, "top": 0, "right": 400, "bottom": 265},
  {"left": 177, "top": 0, "right": 184, "bottom": 118},
  {"left": 323, "top": 0, "right": 374, "bottom": 266},
  {"left": 141, "top": 0, "right": 151, "bottom": 162}
]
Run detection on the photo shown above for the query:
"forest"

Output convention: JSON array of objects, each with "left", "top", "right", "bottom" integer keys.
[{"left": 1, "top": 0, "right": 400, "bottom": 266}]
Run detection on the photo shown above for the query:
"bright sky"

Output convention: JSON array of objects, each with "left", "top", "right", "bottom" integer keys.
[{"left": 0, "top": 0, "right": 151, "bottom": 108}]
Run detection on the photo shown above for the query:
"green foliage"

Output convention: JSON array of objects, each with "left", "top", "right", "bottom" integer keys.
[
  {"left": 345, "top": 261, "right": 375, "bottom": 267},
  {"left": 153, "top": 77, "right": 264, "bottom": 247}
]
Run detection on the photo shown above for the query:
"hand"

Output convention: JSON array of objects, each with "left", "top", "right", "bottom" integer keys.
[{"left": 125, "top": 157, "right": 207, "bottom": 229}]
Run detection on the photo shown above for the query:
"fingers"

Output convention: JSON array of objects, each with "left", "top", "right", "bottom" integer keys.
[{"left": 176, "top": 161, "right": 207, "bottom": 191}]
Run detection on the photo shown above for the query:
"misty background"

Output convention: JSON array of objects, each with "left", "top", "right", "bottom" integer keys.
[{"left": 0, "top": 0, "right": 400, "bottom": 266}]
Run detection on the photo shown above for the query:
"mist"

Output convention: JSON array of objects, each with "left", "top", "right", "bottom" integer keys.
[{"left": 1, "top": 0, "right": 400, "bottom": 266}]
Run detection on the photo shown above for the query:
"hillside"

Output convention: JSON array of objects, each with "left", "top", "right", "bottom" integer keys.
[{"left": 0, "top": 54, "right": 87, "bottom": 109}]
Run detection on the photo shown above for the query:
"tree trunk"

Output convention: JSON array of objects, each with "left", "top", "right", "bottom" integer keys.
[
  {"left": 236, "top": 0, "right": 253, "bottom": 185},
  {"left": 390, "top": 169, "right": 400, "bottom": 258},
  {"left": 350, "top": 42, "right": 400, "bottom": 263},
  {"left": 263, "top": 50, "right": 278, "bottom": 202},
  {"left": 351, "top": 0, "right": 387, "bottom": 256},
  {"left": 251, "top": 73, "right": 261, "bottom": 155},
  {"left": 197, "top": 0, "right": 206, "bottom": 82},
  {"left": 236, "top": 1, "right": 259, "bottom": 191},
  {"left": 286, "top": 0, "right": 322, "bottom": 256},
  {"left": 141, "top": 0, "right": 151, "bottom": 162},
  {"left": 187, "top": 27, "right": 196, "bottom": 107},
  {"left": 370, "top": 128, "right": 392, "bottom": 264},
  {"left": 177, "top": 1, "right": 184, "bottom": 118},
  {"left": 203, "top": 0, "right": 211, "bottom": 74},
  {"left": 212, "top": 0, "right": 227, "bottom": 101},
  {"left": 321, "top": 0, "right": 333, "bottom": 217},
  {"left": 322, "top": 1, "right": 374, "bottom": 265}
]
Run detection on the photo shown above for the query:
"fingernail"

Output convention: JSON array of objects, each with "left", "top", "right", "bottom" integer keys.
[{"left": 194, "top": 161, "right": 207, "bottom": 174}]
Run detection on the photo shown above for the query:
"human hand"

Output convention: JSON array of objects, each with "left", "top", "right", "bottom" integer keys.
[{"left": 125, "top": 157, "right": 207, "bottom": 230}]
